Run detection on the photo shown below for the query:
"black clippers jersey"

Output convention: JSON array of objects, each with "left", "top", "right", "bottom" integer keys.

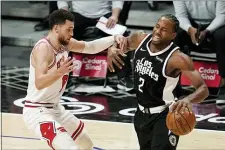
[{"left": 133, "top": 34, "right": 180, "bottom": 107}]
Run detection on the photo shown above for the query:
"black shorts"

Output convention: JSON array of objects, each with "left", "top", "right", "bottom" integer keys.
[{"left": 134, "top": 107, "right": 179, "bottom": 150}]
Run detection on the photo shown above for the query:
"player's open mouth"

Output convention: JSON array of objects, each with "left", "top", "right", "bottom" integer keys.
[{"left": 152, "top": 35, "right": 161, "bottom": 41}]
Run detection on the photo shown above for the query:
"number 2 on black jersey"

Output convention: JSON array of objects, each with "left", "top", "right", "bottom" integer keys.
[{"left": 138, "top": 77, "right": 145, "bottom": 92}]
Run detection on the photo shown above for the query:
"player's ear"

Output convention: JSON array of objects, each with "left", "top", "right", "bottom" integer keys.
[
  {"left": 172, "top": 32, "right": 177, "bottom": 40},
  {"left": 54, "top": 25, "right": 59, "bottom": 33}
]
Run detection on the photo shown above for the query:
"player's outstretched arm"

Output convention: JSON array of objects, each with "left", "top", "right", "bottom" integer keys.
[
  {"left": 33, "top": 43, "right": 74, "bottom": 90},
  {"left": 67, "top": 35, "right": 127, "bottom": 54},
  {"left": 169, "top": 51, "right": 209, "bottom": 113}
]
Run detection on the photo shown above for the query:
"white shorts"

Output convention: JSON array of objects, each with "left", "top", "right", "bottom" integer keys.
[{"left": 23, "top": 103, "right": 85, "bottom": 145}]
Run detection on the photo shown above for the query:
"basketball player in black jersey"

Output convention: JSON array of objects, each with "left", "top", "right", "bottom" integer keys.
[{"left": 108, "top": 14, "right": 209, "bottom": 150}]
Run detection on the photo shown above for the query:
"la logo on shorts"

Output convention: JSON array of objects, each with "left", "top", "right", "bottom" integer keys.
[{"left": 169, "top": 135, "right": 177, "bottom": 146}]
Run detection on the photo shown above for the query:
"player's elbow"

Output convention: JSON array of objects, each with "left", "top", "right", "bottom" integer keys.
[
  {"left": 200, "top": 83, "right": 209, "bottom": 102},
  {"left": 35, "top": 80, "right": 44, "bottom": 90},
  {"left": 204, "top": 85, "right": 209, "bottom": 98}
]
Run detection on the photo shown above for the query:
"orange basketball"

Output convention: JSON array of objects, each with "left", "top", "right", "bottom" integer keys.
[{"left": 166, "top": 109, "right": 196, "bottom": 136}]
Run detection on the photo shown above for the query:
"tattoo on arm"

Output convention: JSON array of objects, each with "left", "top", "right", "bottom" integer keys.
[{"left": 127, "top": 30, "right": 147, "bottom": 51}]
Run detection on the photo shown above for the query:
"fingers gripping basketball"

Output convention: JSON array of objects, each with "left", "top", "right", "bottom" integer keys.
[{"left": 166, "top": 109, "right": 196, "bottom": 136}]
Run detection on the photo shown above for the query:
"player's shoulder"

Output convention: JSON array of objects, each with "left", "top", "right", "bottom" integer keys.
[
  {"left": 129, "top": 30, "right": 149, "bottom": 47},
  {"left": 169, "top": 49, "right": 194, "bottom": 70},
  {"left": 67, "top": 38, "right": 84, "bottom": 51},
  {"left": 130, "top": 30, "right": 148, "bottom": 40},
  {"left": 171, "top": 50, "right": 191, "bottom": 62},
  {"left": 32, "top": 41, "right": 54, "bottom": 58}
]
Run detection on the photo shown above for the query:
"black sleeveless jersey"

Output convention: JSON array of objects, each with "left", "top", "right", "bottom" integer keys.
[{"left": 133, "top": 34, "right": 180, "bottom": 107}]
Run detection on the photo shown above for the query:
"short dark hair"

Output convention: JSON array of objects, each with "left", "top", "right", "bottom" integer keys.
[
  {"left": 159, "top": 14, "right": 180, "bottom": 33},
  {"left": 49, "top": 9, "right": 75, "bottom": 30}
]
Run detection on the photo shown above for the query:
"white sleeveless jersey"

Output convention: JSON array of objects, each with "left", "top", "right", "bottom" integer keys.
[{"left": 25, "top": 38, "right": 69, "bottom": 104}]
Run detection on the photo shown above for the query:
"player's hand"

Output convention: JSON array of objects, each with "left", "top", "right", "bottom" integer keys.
[
  {"left": 57, "top": 56, "right": 75, "bottom": 75},
  {"left": 115, "top": 35, "right": 128, "bottom": 54},
  {"left": 107, "top": 46, "right": 125, "bottom": 72},
  {"left": 106, "top": 16, "right": 118, "bottom": 29},
  {"left": 169, "top": 99, "right": 192, "bottom": 114}
]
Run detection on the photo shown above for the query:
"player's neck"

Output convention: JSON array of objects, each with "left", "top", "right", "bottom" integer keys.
[
  {"left": 150, "top": 42, "right": 171, "bottom": 53},
  {"left": 46, "top": 32, "right": 61, "bottom": 51}
]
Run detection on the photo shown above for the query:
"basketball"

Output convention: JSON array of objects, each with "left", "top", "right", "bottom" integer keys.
[{"left": 166, "top": 109, "right": 196, "bottom": 136}]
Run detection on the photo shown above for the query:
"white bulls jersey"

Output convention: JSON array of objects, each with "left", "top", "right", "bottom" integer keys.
[{"left": 25, "top": 38, "right": 69, "bottom": 104}]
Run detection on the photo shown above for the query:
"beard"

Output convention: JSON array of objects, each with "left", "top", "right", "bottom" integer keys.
[
  {"left": 151, "top": 40, "right": 161, "bottom": 45},
  {"left": 58, "top": 34, "right": 69, "bottom": 45}
]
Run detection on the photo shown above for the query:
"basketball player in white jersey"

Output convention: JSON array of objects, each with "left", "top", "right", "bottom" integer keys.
[
  {"left": 23, "top": 9, "right": 127, "bottom": 150},
  {"left": 108, "top": 14, "right": 209, "bottom": 150}
]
